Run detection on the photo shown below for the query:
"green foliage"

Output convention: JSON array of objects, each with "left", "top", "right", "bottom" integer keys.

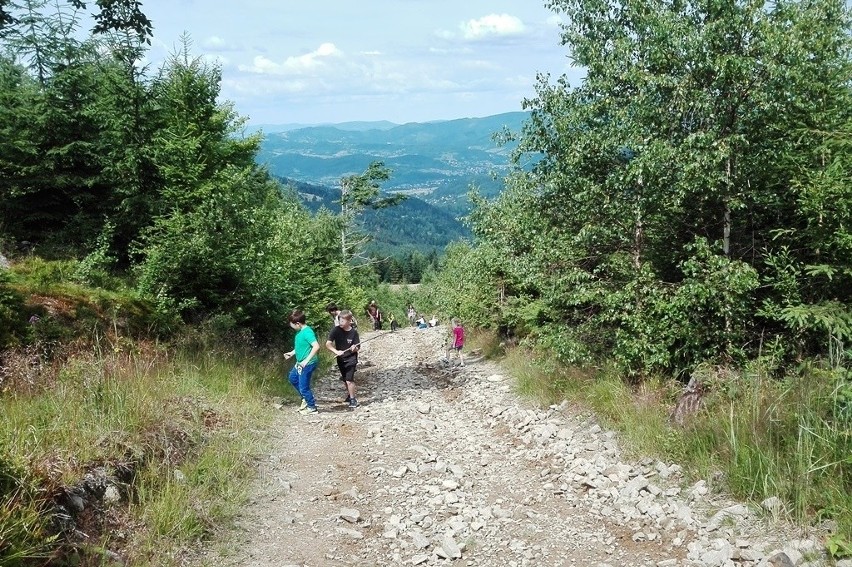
[
  {"left": 0, "top": 451, "right": 51, "bottom": 566},
  {"left": 337, "top": 161, "right": 408, "bottom": 267},
  {"left": 74, "top": 220, "right": 119, "bottom": 288},
  {"left": 827, "top": 533, "right": 852, "bottom": 559},
  {"left": 0, "top": 268, "right": 26, "bottom": 348},
  {"left": 1, "top": 334, "right": 280, "bottom": 565},
  {"left": 372, "top": 248, "right": 440, "bottom": 284},
  {"left": 10, "top": 257, "right": 77, "bottom": 289},
  {"left": 425, "top": 0, "right": 852, "bottom": 538},
  {"left": 421, "top": 241, "right": 508, "bottom": 329},
  {"left": 431, "top": 0, "right": 852, "bottom": 376}
]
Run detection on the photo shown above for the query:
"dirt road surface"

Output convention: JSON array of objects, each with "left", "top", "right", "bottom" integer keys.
[{"left": 190, "top": 326, "right": 825, "bottom": 567}]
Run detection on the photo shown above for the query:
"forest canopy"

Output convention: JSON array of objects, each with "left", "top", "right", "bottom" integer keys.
[
  {"left": 0, "top": 0, "right": 368, "bottom": 339},
  {"left": 427, "top": 0, "right": 852, "bottom": 377}
]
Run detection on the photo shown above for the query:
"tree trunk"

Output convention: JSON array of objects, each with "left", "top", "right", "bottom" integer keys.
[{"left": 340, "top": 179, "right": 348, "bottom": 263}]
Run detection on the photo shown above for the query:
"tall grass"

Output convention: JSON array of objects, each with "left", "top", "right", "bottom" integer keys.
[
  {"left": 721, "top": 364, "right": 851, "bottom": 547},
  {"left": 0, "top": 332, "right": 287, "bottom": 566},
  {"left": 500, "top": 345, "right": 852, "bottom": 552}
]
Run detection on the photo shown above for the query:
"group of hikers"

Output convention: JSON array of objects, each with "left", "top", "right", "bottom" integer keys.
[
  {"left": 358, "top": 300, "right": 444, "bottom": 332},
  {"left": 283, "top": 301, "right": 465, "bottom": 415}
]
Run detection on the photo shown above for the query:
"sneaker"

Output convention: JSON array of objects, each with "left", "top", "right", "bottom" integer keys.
[
  {"left": 296, "top": 398, "right": 308, "bottom": 411},
  {"left": 348, "top": 398, "right": 359, "bottom": 408},
  {"left": 344, "top": 395, "right": 351, "bottom": 403},
  {"left": 299, "top": 406, "right": 318, "bottom": 415}
]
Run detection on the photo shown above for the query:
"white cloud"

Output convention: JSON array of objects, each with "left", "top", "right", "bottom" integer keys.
[
  {"left": 238, "top": 42, "right": 343, "bottom": 75},
  {"left": 202, "top": 35, "right": 228, "bottom": 50},
  {"left": 428, "top": 46, "right": 473, "bottom": 55},
  {"left": 460, "top": 14, "right": 525, "bottom": 40}
]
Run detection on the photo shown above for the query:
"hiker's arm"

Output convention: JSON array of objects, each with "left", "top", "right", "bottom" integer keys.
[
  {"left": 299, "top": 341, "right": 320, "bottom": 367},
  {"left": 325, "top": 339, "right": 342, "bottom": 357}
]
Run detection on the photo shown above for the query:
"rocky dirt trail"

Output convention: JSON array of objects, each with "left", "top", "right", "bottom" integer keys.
[{"left": 191, "top": 326, "right": 837, "bottom": 567}]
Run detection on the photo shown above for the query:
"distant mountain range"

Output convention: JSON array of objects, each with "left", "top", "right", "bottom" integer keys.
[{"left": 256, "top": 112, "right": 530, "bottom": 255}]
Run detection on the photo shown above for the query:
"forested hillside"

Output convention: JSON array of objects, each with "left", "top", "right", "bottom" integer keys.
[
  {"left": 257, "top": 115, "right": 530, "bottom": 271},
  {"left": 280, "top": 177, "right": 470, "bottom": 259}
]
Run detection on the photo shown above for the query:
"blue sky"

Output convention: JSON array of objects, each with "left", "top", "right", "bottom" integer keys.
[{"left": 138, "top": 1, "right": 584, "bottom": 126}]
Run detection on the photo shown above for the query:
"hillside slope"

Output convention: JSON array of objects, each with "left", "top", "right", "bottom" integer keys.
[{"left": 279, "top": 178, "right": 471, "bottom": 256}]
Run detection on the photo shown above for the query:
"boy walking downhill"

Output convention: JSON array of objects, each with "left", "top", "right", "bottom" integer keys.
[
  {"left": 446, "top": 318, "right": 465, "bottom": 367},
  {"left": 325, "top": 310, "right": 360, "bottom": 408},
  {"left": 284, "top": 309, "right": 321, "bottom": 414}
]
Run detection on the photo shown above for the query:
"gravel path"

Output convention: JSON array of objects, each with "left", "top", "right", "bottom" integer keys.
[{"left": 191, "top": 326, "right": 836, "bottom": 567}]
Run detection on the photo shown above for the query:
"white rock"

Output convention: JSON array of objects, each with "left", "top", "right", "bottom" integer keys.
[
  {"left": 393, "top": 466, "right": 408, "bottom": 478},
  {"left": 335, "top": 527, "right": 364, "bottom": 539},
  {"left": 410, "top": 531, "right": 430, "bottom": 549},
  {"left": 339, "top": 508, "right": 360, "bottom": 523},
  {"left": 103, "top": 485, "right": 121, "bottom": 504},
  {"left": 439, "top": 534, "right": 462, "bottom": 559}
]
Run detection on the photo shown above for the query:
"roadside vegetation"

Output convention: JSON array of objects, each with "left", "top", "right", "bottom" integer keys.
[
  {"left": 0, "top": 1, "right": 394, "bottom": 563},
  {"left": 0, "top": 256, "right": 300, "bottom": 566},
  {"left": 419, "top": 0, "right": 852, "bottom": 557}
]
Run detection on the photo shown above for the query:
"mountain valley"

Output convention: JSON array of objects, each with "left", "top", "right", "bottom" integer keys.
[{"left": 256, "top": 112, "right": 530, "bottom": 255}]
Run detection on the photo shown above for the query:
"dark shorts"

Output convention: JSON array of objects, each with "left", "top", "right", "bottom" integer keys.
[{"left": 337, "top": 359, "right": 356, "bottom": 382}]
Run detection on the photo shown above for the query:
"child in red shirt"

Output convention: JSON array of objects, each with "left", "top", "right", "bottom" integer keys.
[{"left": 446, "top": 318, "right": 465, "bottom": 367}]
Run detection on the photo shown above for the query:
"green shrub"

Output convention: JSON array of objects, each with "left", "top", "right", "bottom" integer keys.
[
  {"left": 0, "top": 269, "right": 26, "bottom": 349},
  {"left": 0, "top": 453, "right": 51, "bottom": 566},
  {"left": 11, "top": 258, "right": 78, "bottom": 290}
]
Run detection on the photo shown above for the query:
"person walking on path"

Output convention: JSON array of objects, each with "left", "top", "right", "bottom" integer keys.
[
  {"left": 325, "top": 310, "right": 361, "bottom": 408},
  {"left": 366, "top": 300, "right": 382, "bottom": 330},
  {"left": 445, "top": 318, "right": 465, "bottom": 367},
  {"left": 407, "top": 304, "right": 416, "bottom": 326},
  {"left": 388, "top": 312, "right": 399, "bottom": 331},
  {"left": 326, "top": 302, "right": 341, "bottom": 327},
  {"left": 284, "top": 309, "right": 321, "bottom": 414}
]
